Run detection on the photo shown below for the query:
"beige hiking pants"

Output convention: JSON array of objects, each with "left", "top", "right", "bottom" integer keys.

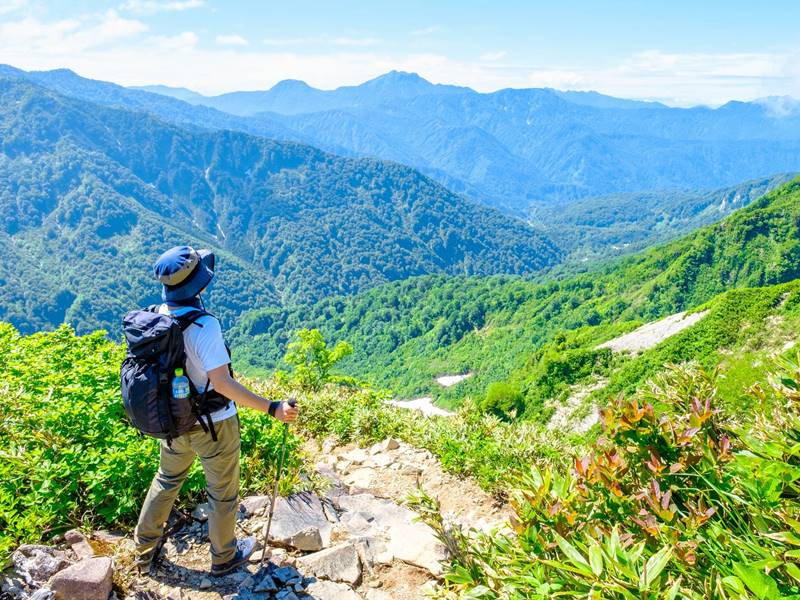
[{"left": 134, "top": 416, "right": 240, "bottom": 566}]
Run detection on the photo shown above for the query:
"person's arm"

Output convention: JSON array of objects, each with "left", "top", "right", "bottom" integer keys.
[{"left": 207, "top": 364, "right": 298, "bottom": 423}]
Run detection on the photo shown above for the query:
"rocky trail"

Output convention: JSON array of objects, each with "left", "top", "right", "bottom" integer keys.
[{"left": 2, "top": 438, "right": 508, "bottom": 600}]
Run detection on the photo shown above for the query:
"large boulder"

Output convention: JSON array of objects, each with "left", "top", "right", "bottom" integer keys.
[
  {"left": 334, "top": 494, "right": 446, "bottom": 576},
  {"left": 304, "top": 579, "right": 361, "bottom": 600},
  {"left": 297, "top": 542, "right": 361, "bottom": 585},
  {"left": 48, "top": 557, "right": 112, "bottom": 600},
  {"left": 243, "top": 492, "right": 332, "bottom": 551}
]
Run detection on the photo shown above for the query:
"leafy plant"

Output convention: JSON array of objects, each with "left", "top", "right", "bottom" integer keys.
[
  {"left": 284, "top": 328, "right": 353, "bottom": 391},
  {"left": 0, "top": 323, "right": 307, "bottom": 562},
  {"left": 411, "top": 360, "right": 800, "bottom": 598}
]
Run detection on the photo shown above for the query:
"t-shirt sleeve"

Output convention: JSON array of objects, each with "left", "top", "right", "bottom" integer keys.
[{"left": 192, "top": 317, "right": 230, "bottom": 373}]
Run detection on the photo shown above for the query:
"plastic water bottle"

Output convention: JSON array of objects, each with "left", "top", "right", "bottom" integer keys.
[{"left": 172, "top": 368, "right": 191, "bottom": 400}]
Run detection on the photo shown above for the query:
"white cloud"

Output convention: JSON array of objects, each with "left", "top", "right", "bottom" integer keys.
[
  {"left": 480, "top": 51, "right": 507, "bottom": 62},
  {"left": 215, "top": 34, "right": 248, "bottom": 46},
  {"left": 0, "top": 0, "right": 27, "bottom": 15},
  {"left": 410, "top": 26, "right": 441, "bottom": 37},
  {"left": 151, "top": 31, "right": 199, "bottom": 51},
  {"left": 333, "top": 36, "right": 382, "bottom": 47},
  {"left": 0, "top": 11, "right": 796, "bottom": 106},
  {"left": 0, "top": 10, "right": 147, "bottom": 54},
  {"left": 119, "top": 0, "right": 204, "bottom": 14},
  {"left": 262, "top": 36, "right": 321, "bottom": 47}
]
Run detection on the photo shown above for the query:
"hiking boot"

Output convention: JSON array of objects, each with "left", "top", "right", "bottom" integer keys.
[
  {"left": 210, "top": 536, "right": 256, "bottom": 577},
  {"left": 134, "top": 550, "right": 156, "bottom": 576}
]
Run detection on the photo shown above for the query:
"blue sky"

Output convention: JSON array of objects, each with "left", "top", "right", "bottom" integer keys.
[{"left": 0, "top": 0, "right": 798, "bottom": 105}]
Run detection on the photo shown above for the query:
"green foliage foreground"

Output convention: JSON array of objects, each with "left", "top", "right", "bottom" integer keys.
[
  {"left": 0, "top": 323, "right": 305, "bottom": 561},
  {"left": 410, "top": 361, "right": 800, "bottom": 599}
]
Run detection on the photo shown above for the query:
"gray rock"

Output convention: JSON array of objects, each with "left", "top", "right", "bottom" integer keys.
[
  {"left": 341, "top": 449, "right": 369, "bottom": 465},
  {"left": 272, "top": 566, "right": 297, "bottom": 584},
  {"left": 192, "top": 502, "right": 211, "bottom": 522},
  {"left": 239, "top": 575, "right": 255, "bottom": 589},
  {"left": 321, "top": 498, "right": 341, "bottom": 524},
  {"left": 253, "top": 574, "right": 278, "bottom": 593},
  {"left": 267, "top": 492, "right": 331, "bottom": 551},
  {"left": 30, "top": 589, "right": 56, "bottom": 600},
  {"left": 287, "top": 526, "right": 324, "bottom": 552},
  {"left": 199, "top": 577, "right": 213, "bottom": 589},
  {"left": 383, "top": 438, "right": 400, "bottom": 451},
  {"left": 334, "top": 494, "right": 446, "bottom": 576},
  {"left": 240, "top": 495, "right": 271, "bottom": 517},
  {"left": 48, "top": 557, "right": 113, "bottom": 600},
  {"left": 354, "top": 536, "right": 391, "bottom": 570},
  {"left": 12, "top": 545, "right": 72, "bottom": 586},
  {"left": 297, "top": 542, "right": 361, "bottom": 585},
  {"left": 305, "top": 580, "right": 362, "bottom": 600},
  {"left": 340, "top": 511, "right": 374, "bottom": 536},
  {"left": 370, "top": 454, "right": 393, "bottom": 468},
  {"left": 166, "top": 588, "right": 183, "bottom": 600}
]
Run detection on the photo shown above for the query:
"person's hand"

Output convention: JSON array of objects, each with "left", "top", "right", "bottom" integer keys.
[{"left": 275, "top": 400, "right": 299, "bottom": 423}]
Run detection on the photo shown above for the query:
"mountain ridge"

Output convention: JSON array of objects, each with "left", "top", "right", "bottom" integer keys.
[
  {"left": 6, "top": 63, "right": 800, "bottom": 216},
  {"left": 0, "top": 77, "right": 561, "bottom": 334}
]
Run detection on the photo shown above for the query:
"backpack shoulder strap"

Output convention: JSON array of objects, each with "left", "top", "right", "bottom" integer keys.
[{"left": 174, "top": 309, "right": 212, "bottom": 331}]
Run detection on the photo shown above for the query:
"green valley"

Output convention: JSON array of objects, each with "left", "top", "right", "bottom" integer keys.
[{"left": 232, "top": 177, "right": 800, "bottom": 421}]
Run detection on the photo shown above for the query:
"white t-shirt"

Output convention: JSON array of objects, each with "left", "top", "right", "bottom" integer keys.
[{"left": 159, "top": 304, "right": 238, "bottom": 424}]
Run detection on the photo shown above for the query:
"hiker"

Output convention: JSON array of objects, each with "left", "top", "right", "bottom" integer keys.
[{"left": 132, "top": 245, "right": 299, "bottom": 576}]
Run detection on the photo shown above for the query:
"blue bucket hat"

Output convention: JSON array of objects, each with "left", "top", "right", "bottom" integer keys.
[{"left": 153, "top": 245, "right": 216, "bottom": 302}]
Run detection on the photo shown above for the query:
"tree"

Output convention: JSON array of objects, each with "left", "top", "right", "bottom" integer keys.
[
  {"left": 482, "top": 381, "right": 524, "bottom": 420},
  {"left": 284, "top": 328, "right": 353, "bottom": 391}
]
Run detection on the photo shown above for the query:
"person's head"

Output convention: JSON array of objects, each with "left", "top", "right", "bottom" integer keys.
[{"left": 153, "top": 245, "right": 216, "bottom": 303}]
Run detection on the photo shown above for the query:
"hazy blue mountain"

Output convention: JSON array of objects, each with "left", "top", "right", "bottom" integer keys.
[
  {"left": 550, "top": 89, "right": 668, "bottom": 110},
  {"left": 132, "top": 84, "right": 207, "bottom": 103},
  {"left": 140, "top": 71, "right": 467, "bottom": 116},
  {"left": 5, "top": 64, "right": 800, "bottom": 217},
  {"left": 0, "top": 78, "right": 561, "bottom": 334},
  {"left": 0, "top": 64, "right": 301, "bottom": 142}
]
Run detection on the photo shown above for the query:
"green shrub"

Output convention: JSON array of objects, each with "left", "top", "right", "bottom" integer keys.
[
  {"left": 482, "top": 381, "right": 524, "bottom": 420},
  {"left": 412, "top": 361, "right": 800, "bottom": 598},
  {"left": 284, "top": 328, "right": 353, "bottom": 391},
  {"left": 0, "top": 324, "right": 306, "bottom": 561}
]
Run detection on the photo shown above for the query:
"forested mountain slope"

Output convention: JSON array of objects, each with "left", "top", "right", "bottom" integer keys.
[
  {"left": 6, "top": 65, "right": 800, "bottom": 215},
  {"left": 0, "top": 78, "right": 560, "bottom": 334},
  {"left": 530, "top": 172, "right": 797, "bottom": 262},
  {"left": 232, "top": 178, "right": 800, "bottom": 411}
]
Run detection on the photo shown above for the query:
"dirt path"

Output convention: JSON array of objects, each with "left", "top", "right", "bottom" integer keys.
[{"left": 308, "top": 438, "right": 510, "bottom": 535}]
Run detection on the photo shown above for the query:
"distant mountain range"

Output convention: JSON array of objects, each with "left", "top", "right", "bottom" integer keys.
[
  {"left": 2, "top": 65, "right": 799, "bottom": 216},
  {"left": 0, "top": 77, "right": 560, "bottom": 334},
  {"left": 135, "top": 70, "right": 800, "bottom": 213}
]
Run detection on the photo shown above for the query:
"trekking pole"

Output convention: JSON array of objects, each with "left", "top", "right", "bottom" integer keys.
[{"left": 259, "top": 397, "right": 297, "bottom": 570}]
